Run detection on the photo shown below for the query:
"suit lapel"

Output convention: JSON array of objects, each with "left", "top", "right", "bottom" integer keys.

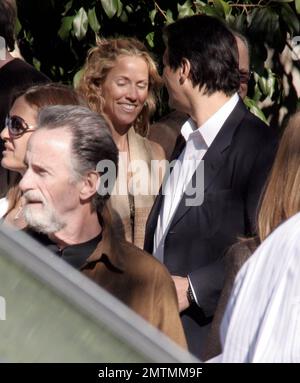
[
  {"left": 169, "top": 99, "right": 248, "bottom": 228},
  {"left": 144, "top": 133, "right": 186, "bottom": 250}
]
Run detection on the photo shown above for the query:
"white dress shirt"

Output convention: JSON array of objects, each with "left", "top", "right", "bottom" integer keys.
[
  {"left": 153, "top": 93, "right": 239, "bottom": 263},
  {"left": 218, "top": 212, "right": 300, "bottom": 362}
]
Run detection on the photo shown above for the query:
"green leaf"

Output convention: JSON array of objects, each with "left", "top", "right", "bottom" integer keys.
[
  {"left": 88, "top": 7, "right": 101, "bottom": 33},
  {"left": 73, "top": 68, "right": 84, "bottom": 88},
  {"left": 213, "top": 0, "right": 231, "bottom": 17},
  {"left": 166, "top": 9, "right": 174, "bottom": 25},
  {"left": 101, "top": 0, "right": 118, "bottom": 19},
  {"left": 58, "top": 16, "right": 74, "bottom": 41},
  {"left": 15, "top": 17, "right": 22, "bottom": 36},
  {"left": 266, "top": 69, "right": 276, "bottom": 99},
  {"left": 281, "top": 4, "right": 300, "bottom": 34},
  {"left": 232, "top": 13, "right": 246, "bottom": 32},
  {"left": 73, "top": 8, "right": 88, "bottom": 41},
  {"left": 178, "top": 0, "right": 194, "bottom": 19},
  {"left": 125, "top": 5, "right": 133, "bottom": 14},
  {"left": 253, "top": 83, "right": 263, "bottom": 103},
  {"left": 116, "top": 0, "right": 123, "bottom": 17},
  {"left": 201, "top": 5, "right": 220, "bottom": 18},
  {"left": 32, "top": 57, "right": 41, "bottom": 71},
  {"left": 149, "top": 9, "right": 157, "bottom": 26},
  {"left": 119, "top": 10, "right": 128, "bottom": 23},
  {"left": 146, "top": 32, "right": 154, "bottom": 48},
  {"left": 62, "top": 0, "right": 73, "bottom": 16},
  {"left": 296, "top": 0, "right": 300, "bottom": 14},
  {"left": 249, "top": 8, "right": 283, "bottom": 50},
  {"left": 258, "top": 75, "right": 268, "bottom": 96},
  {"left": 244, "top": 97, "right": 268, "bottom": 124}
]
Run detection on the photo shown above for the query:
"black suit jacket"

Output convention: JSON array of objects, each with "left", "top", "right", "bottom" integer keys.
[{"left": 144, "top": 99, "right": 277, "bottom": 358}]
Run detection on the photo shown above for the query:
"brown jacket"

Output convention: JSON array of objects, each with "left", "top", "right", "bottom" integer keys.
[{"left": 80, "top": 217, "right": 187, "bottom": 349}]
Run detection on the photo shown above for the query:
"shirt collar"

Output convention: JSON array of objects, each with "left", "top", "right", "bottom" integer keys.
[
  {"left": 181, "top": 93, "right": 239, "bottom": 148},
  {"left": 25, "top": 207, "right": 125, "bottom": 272},
  {"left": 83, "top": 207, "right": 125, "bottom": 271},
  {"left": 27, "top": 229, "right": 102, "bottom": 269}
]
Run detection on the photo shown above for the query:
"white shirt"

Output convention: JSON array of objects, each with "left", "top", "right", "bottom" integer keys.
[
  {"left": 218, "top": 212, "right": 300, "bottom": 362},
  {"left": 153, "top": 93, "right": 239, "bottom": 263},
  {"left": 0, "top": 197, "right": 9, "bottom": 219}
]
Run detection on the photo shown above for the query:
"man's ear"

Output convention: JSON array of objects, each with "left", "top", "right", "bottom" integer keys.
[
  {"left": 179, "top": 58, "right": 191, "bottom": 85},
  {"left": 79, "top": 171, "right": 99, "bottom": 201}
]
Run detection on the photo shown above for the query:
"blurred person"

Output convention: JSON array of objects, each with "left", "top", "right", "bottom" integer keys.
[
  {"left": 204, "top": 111, "right": 300, "bottom": 360},
  {"left": 218, "top": 210, "right": 300, "bottom": 362},
  {"left": 19, "top": 105, "right": 187, "bottom": 348},
  {"left": 234, "top": 32, "right": 251, "bottom": 100},
  {"left": 148, "top": 30, "right": 251, "bottom": 160},
  {"left": 144, "top": 15, "right": 277, "bottom": 358},
  {"left": 0, "top": 0, "right": 49, "bottom": 195},
  {"left": 78, "top": 37, "right": 165, "bottom": 249},
  {"left": 0, "top": 83, "right": 84, "bottom": 227}
]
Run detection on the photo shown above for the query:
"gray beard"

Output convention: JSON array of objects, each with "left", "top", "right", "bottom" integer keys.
[{"left": 23, "top": 204, "right": 65, "bottom": 234}]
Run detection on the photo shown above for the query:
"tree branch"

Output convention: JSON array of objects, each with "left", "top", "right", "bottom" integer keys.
[{"left": 154, "top": 1, "right": 167, "bottom": 21}]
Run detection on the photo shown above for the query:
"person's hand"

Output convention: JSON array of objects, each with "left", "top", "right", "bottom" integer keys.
[{"left": 171, "top": 275, "right": 189, "bottom": 312}]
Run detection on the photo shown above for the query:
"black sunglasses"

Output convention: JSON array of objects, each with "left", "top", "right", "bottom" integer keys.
[{"left": 5, "top": 115, "right": 35, "bottom": 138}]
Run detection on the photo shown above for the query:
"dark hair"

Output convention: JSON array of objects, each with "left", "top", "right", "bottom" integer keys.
[
  {"left": 163, "top": 14, "right": 240, "bottom": 96},
  {"left": 38, "top": 105, "right": 119, "bottom": 214},
  {"left": 10, "top": 82, "right": 86, "bottom": 110},
  {"left": 0, "top": 0, "right": 17, "bottom": 51}
]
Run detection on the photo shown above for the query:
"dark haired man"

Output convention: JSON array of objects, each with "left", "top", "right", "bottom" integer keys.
[
  {"left": 149, "top": 30, "right": 252, "bottom": 160},
  {"left": 144, "top": 14, "right": 277, "bottom": 358},
  {"left": 19, "top": 105, "right": 187, "bottom": 349}
]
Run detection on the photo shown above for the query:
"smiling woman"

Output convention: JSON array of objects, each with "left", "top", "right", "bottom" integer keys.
[
  {"left": 0, "top": 83, "right": 84, "bottom": 227},
  {"left": 78, "top": 38, "right": 165, "bottom": 248}
]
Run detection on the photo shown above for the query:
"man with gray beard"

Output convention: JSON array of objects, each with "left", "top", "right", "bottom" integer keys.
[{"left": 20, "top": 105, "right": 187, "bottom": 349}]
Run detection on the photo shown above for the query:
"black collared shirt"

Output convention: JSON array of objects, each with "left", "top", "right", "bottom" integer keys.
[{"left": 27, "top": 230, "right": 102, "bottom": 269}]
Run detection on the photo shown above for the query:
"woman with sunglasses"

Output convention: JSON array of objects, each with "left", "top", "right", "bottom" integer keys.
[{"left": 0, "top": 83, "right": 84, "bottom": 226}]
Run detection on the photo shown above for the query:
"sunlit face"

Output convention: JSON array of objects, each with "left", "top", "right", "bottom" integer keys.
[
  {"left": 162, "top": 49, "right": 184, "bottom": 112},
  {"left": 19, "top": 128, "right": 82, "bottom": 234},
  {"left": 1, "top": 95, "right": 38, "bottom": 174},
  {"left": 101, "top": 55, "right": 149, "bottom": 133}
]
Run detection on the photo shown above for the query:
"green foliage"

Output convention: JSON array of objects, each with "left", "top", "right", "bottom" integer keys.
[{"left": 15, "top": 0, "right": 300, "bottom": 125}]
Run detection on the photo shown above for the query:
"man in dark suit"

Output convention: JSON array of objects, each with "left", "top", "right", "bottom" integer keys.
[{"left": 144, "top": 14, "right": 277, "bottom": 359}]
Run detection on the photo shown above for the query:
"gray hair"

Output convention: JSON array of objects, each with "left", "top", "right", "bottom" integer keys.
[
  {"left": 231, "top": 30, "right": 250, "bottom": 63},
  {"left": 37, "top": 105, "right": 118, "bottom": 213}
]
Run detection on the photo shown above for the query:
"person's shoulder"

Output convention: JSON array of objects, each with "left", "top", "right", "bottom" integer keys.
[
  {"left": 5, "top": 58, "right": 50, "bottom": 82},
  {"left": 233, "top": 105, "right": 277, "bottom": 149},
  {"left": 226, "top": 237, "right": 259, "bottom": 273},
  {"left": 119, "top": 240, "right": 172, "bottom": 280},
  {"left": 240, "top": 106, "right": 274, "bottom": 136}
]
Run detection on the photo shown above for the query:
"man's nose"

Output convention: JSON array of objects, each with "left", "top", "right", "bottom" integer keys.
[{"left": 19, "top": 169, "right": 32, "bottom": 193}]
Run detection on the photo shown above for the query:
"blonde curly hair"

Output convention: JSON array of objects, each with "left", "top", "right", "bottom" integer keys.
[{"left": 77, "top": 37, "right": 162, "bottom": 137}]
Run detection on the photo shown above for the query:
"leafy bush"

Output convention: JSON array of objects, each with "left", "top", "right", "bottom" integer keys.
[{"left": 16, "top": 0, "right": 300, "bottom": 126}]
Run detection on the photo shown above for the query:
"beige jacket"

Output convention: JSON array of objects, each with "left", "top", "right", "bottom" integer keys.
[{"left": 109, "top": 127, "right": 165, "bottom": 249}]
